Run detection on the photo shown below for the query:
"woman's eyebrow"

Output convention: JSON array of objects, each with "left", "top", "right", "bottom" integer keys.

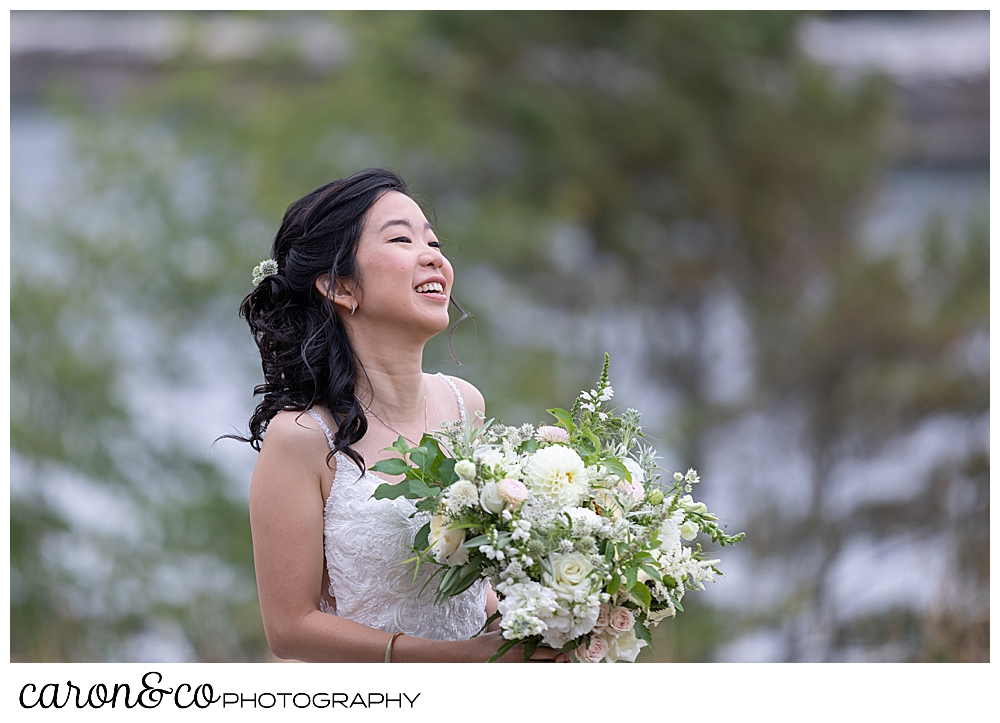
[{"left": 380, "top": 219, "right": 435, "bottom": 233}]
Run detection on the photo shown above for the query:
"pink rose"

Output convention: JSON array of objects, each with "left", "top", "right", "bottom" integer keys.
[
  {"left": 609, "top": 606, "right": 635, "bottom": 634},
  {"left": 535, "top": 425, "right": 570, "bottom": 444},
  {"left": 593, "top": 602, "right": 611, "bottom": 632},
  {"left": 497, "top": 478, "right": 529, "bottom": 508},
  {"left": 575, "top": 635, "right": 608, "bottom": 663}
]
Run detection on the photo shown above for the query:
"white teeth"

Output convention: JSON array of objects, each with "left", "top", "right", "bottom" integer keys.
[{"left": 416, "top": 282, "right": 444, "bottom": 294}]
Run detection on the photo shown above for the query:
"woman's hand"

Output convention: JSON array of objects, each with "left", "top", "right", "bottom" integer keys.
[{"left": 466, "top": 631, "right": 570, "bottom": 663}]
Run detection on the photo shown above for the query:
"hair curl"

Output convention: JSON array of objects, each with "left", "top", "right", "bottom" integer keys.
[{"left": 230, "top": 167, "right": 467, "bottom": 472}]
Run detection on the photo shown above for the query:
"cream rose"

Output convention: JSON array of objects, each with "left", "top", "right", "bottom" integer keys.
[
  {"left": 608, "top": 606, "right": 635, "bottom": 633},
  {"left": 543, "top": 551, "right": 594, "bottom": 598},
  {"left": 429, "top": 515, "right": 469, "bottom": 567},
  {"left": 604, "top": 628, "right": 646, "bottom": 663},
  {"left": 479, "top": 481, "right": 506, "bottom": 514},
  {"left": 576, "top": 635, "right": 608, "bottom": 663},
  {"left": 593, "top": 602, "right": 611, "bottom": 632}
]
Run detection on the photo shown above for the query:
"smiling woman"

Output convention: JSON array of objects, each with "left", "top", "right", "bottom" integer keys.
[{"left": 234, "top": 168, "right": 568, "bottom": 663}]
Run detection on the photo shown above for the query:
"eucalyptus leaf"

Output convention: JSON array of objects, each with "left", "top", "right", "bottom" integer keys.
[
  {"left": 371, "top": 482, "right": 408, "bottom": 500},
  {"left": 371, "top": 458, "right": 411, "bottom": 476}
]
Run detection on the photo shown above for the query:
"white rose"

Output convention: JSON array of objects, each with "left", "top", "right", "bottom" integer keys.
[
  {"left": 679, "top": 519, "right": 699, "bottom": 541},
  {"left": 604, "top": 628, "right": 646, "bottom": 663},
  {"left": 479, "top": 481, "right": 506, "bottom": 514},
  {"left": 429, "top": 515, "right": 469, "bottom": 567},
  {"left": 474, "top": 447, "right": 504, "bottom": 470},
  {"left": 543, "top": 551, "right": 594, "bottom": 599},
  {"left": 454, "top": 459, "right": 477, "bottom": 481}
]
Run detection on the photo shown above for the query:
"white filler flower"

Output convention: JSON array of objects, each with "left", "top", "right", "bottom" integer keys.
[
  {"left": 525, "top": 445, "right": 590, "bottom": 507},
  {"left": 447, "top": 480, "right": 479, "bottom": 509}
]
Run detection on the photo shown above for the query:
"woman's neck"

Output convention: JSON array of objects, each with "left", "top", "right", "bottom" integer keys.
[{"left": 349, "top": 330, "right": 427, "bottom": 423}]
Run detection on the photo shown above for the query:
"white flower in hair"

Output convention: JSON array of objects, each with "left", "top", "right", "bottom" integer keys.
[{"left": 252, "top": 259, "right": 279, "bottom": 285}]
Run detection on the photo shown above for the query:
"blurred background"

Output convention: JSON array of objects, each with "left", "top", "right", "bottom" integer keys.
[{"left": 10, "top": 10, "right": 989, "bottom": 662}]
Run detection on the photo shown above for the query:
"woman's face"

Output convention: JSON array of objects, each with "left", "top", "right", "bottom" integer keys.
[{"left": 348, "top": 190, "right": 454, "bottom": 336}]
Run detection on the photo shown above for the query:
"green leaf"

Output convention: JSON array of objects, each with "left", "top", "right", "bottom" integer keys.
[
  {"left": 639, "top": 563, "right": 662, "bottom": 582},
  {"left": 559, "top": 639, "right": 580, "bottom": 653},
  {"left": 601, "top": 457, "right": 631, "bottom": 482},
  {"left": 630, "top": 582, "right": 651, "bottom": 607},
  {"left": 522, "top": 637, "right": 538, "bottom": 662},
  {"left": 581, "top": 427, "right": 602, "bottom": 453},
  {"left": 390, "top": 437, "right": 411, "bottom": 455},
  {"left": 449, "top": 564, "right": 484, "bottom": 597},
  {"left": 438, "top": 457, "right": 458, "bottom": 485},
  {"left": 437, "top": 566, "right": 461, "bottom": 598},
  {"left": 408, "top": 447, "right": 428, "bottom": 469},
  {"left": 407, "top": 478, "right": 437, "bottom": 499},
  {"left": 519, "top": 438, "right": 539, "bottom": 454},
  {"left": 607, "top": 573, "right": 621, "bottom": 596},
  {"left": 473, "top": 611, "right": 501, "bottom": 638},
  {"left": 371, "top": 458, "right": 411, "bottom": 476},
  {"left": 414, "top": 498, "right": 438, "bottom": 512},
  {"left": 488, "top": 638, "right": 520, "bottom": 663},
  {"left": 463, "top": 534, "right": 490, "bottom": 549},
  {"left": 625, "top": 564, "right": 638, "bottom": 591},
  {"left": 634, "top": 619, "right": 652, "bottom": 645},
  {"left": 546, "top": 407, "right": 577, "bottom": 433},
  {"left": 413, "top": 522, "right": 430, "bottom": 551},
  {"left": 371, "top": 482, "right": 408, "bottom": 500}
]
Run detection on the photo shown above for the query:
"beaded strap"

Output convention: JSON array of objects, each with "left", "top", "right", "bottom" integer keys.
[
  {"left": 436, "top": 373, "right": 468, "bottom": 426},
  {"left": 306, "top": 408, "right": 336, "bottom": 451}
]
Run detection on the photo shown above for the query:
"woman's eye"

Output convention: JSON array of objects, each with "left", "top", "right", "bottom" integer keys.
[
  {"left": 389, "top": 236, "right": 411, "bottom": 243},
  {"left": 429, "top": 241, "right": 441, "bottom": 248}
]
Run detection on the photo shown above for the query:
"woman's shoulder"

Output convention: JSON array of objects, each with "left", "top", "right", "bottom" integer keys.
[
  {"left": 262, "top": 408, "right": 335, "bottom": 455},
  {"left": 433, "top": 373, "right": 486, "bottom": 416}
]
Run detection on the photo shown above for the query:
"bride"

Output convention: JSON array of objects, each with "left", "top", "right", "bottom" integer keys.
[{"left": 240, "top": 168, "right": 567, "bottom": 662}]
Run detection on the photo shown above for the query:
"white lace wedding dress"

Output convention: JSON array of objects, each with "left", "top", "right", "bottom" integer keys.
[{"left": 306, "top": 374, "right": 487, "bottom": 641}]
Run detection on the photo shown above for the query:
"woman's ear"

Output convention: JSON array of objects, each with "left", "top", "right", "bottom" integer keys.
[{"left": 315, "top": 274, "right": 358, "bottom": 314}]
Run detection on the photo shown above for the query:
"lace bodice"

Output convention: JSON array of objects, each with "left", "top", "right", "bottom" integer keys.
[{"left": 307, "top": 374, "right": 487, "bottom": 641}]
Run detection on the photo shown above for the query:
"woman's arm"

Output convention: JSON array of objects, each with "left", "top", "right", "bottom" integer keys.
[{"left": 249, "top": 410, "right": 561, "bottom": 662}]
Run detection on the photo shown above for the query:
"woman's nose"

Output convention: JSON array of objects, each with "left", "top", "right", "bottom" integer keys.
[{"left": 421, "top": 246, "right": 445, "bottom": 268}]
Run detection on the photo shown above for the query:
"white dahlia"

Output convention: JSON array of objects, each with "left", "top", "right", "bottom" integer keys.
[{"left": 524, "top": 445, "right": 590, "bottom": 508}]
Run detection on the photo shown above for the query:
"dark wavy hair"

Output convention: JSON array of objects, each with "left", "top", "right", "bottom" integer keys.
[{"left": 232, "top": 167, "right": 467, "bottom": 471}]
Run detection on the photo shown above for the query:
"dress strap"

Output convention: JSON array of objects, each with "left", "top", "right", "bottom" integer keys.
[
  {"left": 305, "top": 409, "right": 336, "bottom": 451},
  {"left": 436, "top": 373, "right": 468, "bottom": 426}
]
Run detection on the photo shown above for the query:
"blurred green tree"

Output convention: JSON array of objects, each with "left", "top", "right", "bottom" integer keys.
[{"left": 11, "top": 10, "right": 987, "bottom": 661}]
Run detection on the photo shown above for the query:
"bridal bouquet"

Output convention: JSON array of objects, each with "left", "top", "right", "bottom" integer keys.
[{"left": 370, "top": 354, "right": 743, "bottom": 663}]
